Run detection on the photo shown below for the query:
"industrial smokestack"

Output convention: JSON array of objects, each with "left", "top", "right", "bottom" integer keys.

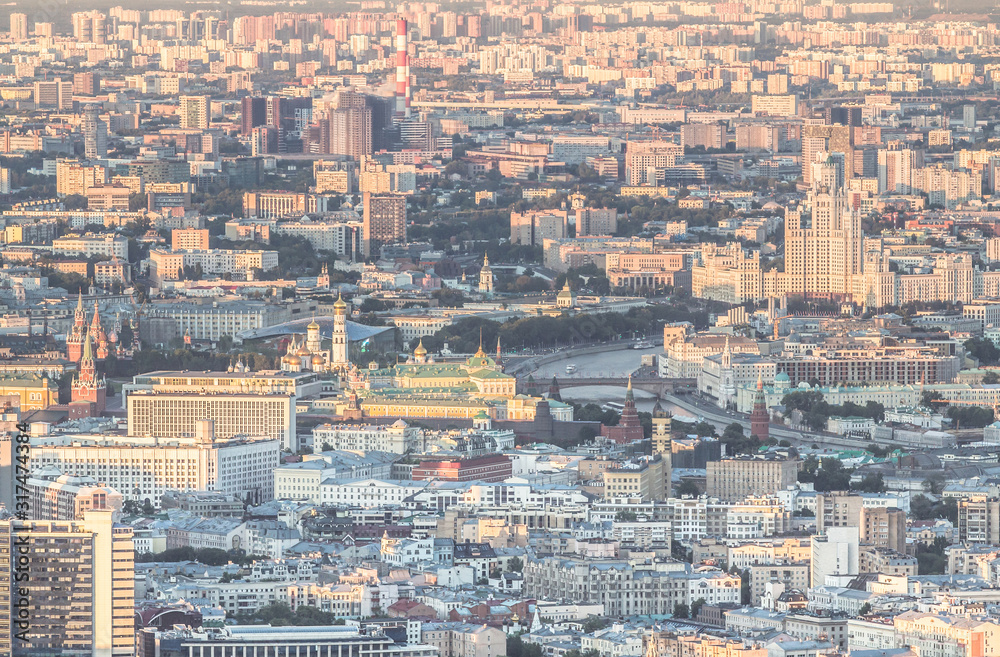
[{"left": 395, "top": 19, "right": 410, "bottom": 118}]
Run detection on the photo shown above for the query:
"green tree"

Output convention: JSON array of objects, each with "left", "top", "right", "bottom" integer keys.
[
  {"left": 63, "top": 194, "right": 88, "bottom": 209},
  {"left": 799, "top": 457, "right": 853, "bottom": 491},
  {"left": 721, "top": 422, "right": 760, "bottom": 455},
  {"left": 910, "top": 494, "right": 958, "bottom": 523},
  {"left": 690, "top": 598, "right": 706, "bottom": 619},
  {"left": 966, "top": 337, "right": 1000, "bottom": 365},
  {"left": 694, "top": 421, "right": 717, "bottom": 437},
  {"left": 984, "top": 371, "right": 1000, "bottom": 384},
  {"left": 676, "top": 480, "right": 700, "bottom": 497},
  {"left": 508, "top": 556, "right": 524, "bottom": 572},
  {"left": 361, "top": 298, "right": 387, "bottom": 313},
  {"left": 922, "top": 474, "right": 946, "bottom": 495},
  {"left": 853, "top": 473, "right": 887, "bottom": 493},
  {"left": 673, "top": 602, "right": 689, "bottom": 619},
  {"left": 196, "top": 548, "right": 231, "bottom": 566},
  {"left": 916, "top": 536, "right": 950, "bottom": 575},
  {"left": 615, "top": 510, "right": 638, "bottom": 522},
  {"left": 581, "top": 617, "right": 609, "bottom": 633},
  {"left": 433, "top": 288, "right": 467, "bottom": 308},
  {"left": 508, "top": 635, "right": 543, "bottom": 657},
  {"left": 946, "top": 405, "right": 994, "bottom": 428}
]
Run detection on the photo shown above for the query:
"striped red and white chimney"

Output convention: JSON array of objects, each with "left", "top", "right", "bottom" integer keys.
[{"left": 395, "top": 19, "right": 410, "bottom": 118}]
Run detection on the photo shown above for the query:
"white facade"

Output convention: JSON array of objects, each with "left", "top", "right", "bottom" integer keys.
[
  {"left": 273, "top": 219, "right": 362, "bottom": 255},
  {"left": 313, "top": 421, "right": 424, "bottom": 454},
  {"left": 126, "top": 391, "right": 296, "bottom": 450},
  {"left": 810, "top": 526, "right": 860, "bottom": 587},
  {"left": 30, "top": 434, "right": 280, "bottom": 505},
  {"left": 52, "top": 234, "right": 128, "bottom": 259},
  {"left": 321, "top": 479, "right": 430, "bottom": 507}
]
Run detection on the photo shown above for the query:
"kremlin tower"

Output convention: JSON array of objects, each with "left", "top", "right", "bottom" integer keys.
[
  {"left": 90, "top": 300, "right": 108, "bottom": 360},
  {"left": 750, "top": 373, "right": 770, "bottom": 442},
  {"left": 601, "top": 376, "right": 645, "bottom": 444},
  {"left": 69, "top": 328, "right": 107, "bottom": 419},
  {"left": 66, "top": 292, "right": 87, "bottom": 363}
]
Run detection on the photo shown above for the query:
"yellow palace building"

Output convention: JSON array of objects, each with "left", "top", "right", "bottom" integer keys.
[
  {"left": 332, "top": 340, "right": 573, "bottom": 422},
  {"left": 0, "top": 373, "right": 59, "bottom": 410}
]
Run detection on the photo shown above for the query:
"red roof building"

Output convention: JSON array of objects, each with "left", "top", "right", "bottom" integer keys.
[{"left": 411, "top": 454, "right": 512, "bottom": 483}]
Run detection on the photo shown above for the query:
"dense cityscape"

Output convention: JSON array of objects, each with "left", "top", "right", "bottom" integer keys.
[{"left": 8, "top": 0, "right": 1000, "bottom": 656}]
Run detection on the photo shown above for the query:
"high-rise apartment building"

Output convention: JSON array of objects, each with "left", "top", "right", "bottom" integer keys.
[
  {"left": 0, "top": 510, "right": 134, "bottom": 656},
  {"left": 624, "top": 141, "right": 683, "bottom": 186},
  {"left": 71, "top": 11, "right": 107, "bottom": 44},
  {"left": 8, "top": 13, "right": 27, "bottom": 41},
  {"left": 810, "top": 526, "right": 859, "bottom": 586},
  {"left": 82, "top": 105, "right": 108, "bottom": 159},
  {"left": 179, "top": 95, "right": 209, "bottom": 129},
  {"left": 576, "top": 208, "right": 618, "bottom": 236},
  {"left": 811, "top": 153, "right": 845, "bottom": 193},
  {"left": 877, "top": 145, "right": 922, "bottom": 193},
  {"left": 958, "top": 495, "right": 1000, "bottom": 544},
  {"left": 27, "top": 472, "right": 123, "bottom": 521},
  {"left": 816, "top": 491, "right": 906, "bottom": 553},
  {"left": 964, "top": 104, "right": 977, "bottom": 130},
  {"left": 171, "top": 228, "right": 210, "bottom": 251},
  {"left": 362, "top": 193, "right": 407, "bottom": 257},
  {"left": 784, "top": 192, "right": 862, "bottom": 300},
  {"left": 510, "top": 209, "right": 568, "bottom": 246},
  {"left": 705, "top": 455, "right": 799, "bottom": 503},
  {"left": 241, "top": 96, "right": 267, "bottom": 135},
  {"left": 329, "top": 106, "right": 373, "bottom": 160},
  {"left": 802, "top": 124, "right": 853, "bottom": 186},
  {"left": 56, "top": 160, "right": 106, "bottom": 197},
  {"left": 73, "top": 72, "right": 101, "bottom": 96},
  {"left": 33, "top": 80, "right": 72, "bottom": 111}
]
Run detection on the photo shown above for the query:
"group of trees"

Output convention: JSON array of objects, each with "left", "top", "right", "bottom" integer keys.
[
  {"left": 915, "top": 536, "right": 951, "bottom": 575},
  {"left": 911, "top": 493, "right": 958, "bottom": 524},
  {"left": 231, "top": 603, "right": 347, "bottom": 627},
  {"left": 671, "top": 597, "right": 707, "bottom": 619},
  {"left": 508, "top": 635, "right": 544, "bottom": 657},
  {"left": 782, "top": 390, "right": 885, "bottom": 431},
  {"left": 721, "top": 422, "right": 772, "bottom": 456},
  {"left": 795, "top": 455, "right": 890, "bottom": 493},
  {"left": 552, "top": 264, "right": 613, "bottom": 297},
  {"left": 420, "top": 303, "right": 708, "bottom": 355},
  {"left": 573, "top": 403, "right": 622, "bottom": 427},
  {"left": 920, "top": 391, "right": 996, "bottom": 427},
  {"left": 965, "top": 337, "right": 1000, "bottom": 365},
  {"left": 102, "top": 348, "right": 243, "bottom": 378},
  {"left": 946, "top": 405, "right": 995, "bottom": 428},
  {"left": 135, "top": 547, "right": 267, "bottom": 566},
  {"left": 408, "top": 208, "right": 514, "bottom": 252}
]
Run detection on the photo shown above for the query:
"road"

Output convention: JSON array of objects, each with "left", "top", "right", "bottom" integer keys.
[
  {"left": 529, "top": 344, "right": 873, "bottom": 450},
  {"left": 663, "top": 392, "right": 874, "bottom": 450}
]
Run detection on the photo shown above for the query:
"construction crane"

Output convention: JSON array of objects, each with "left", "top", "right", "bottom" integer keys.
[{"left": 773, "top": 315, "right": 793, "bottom": 340}]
